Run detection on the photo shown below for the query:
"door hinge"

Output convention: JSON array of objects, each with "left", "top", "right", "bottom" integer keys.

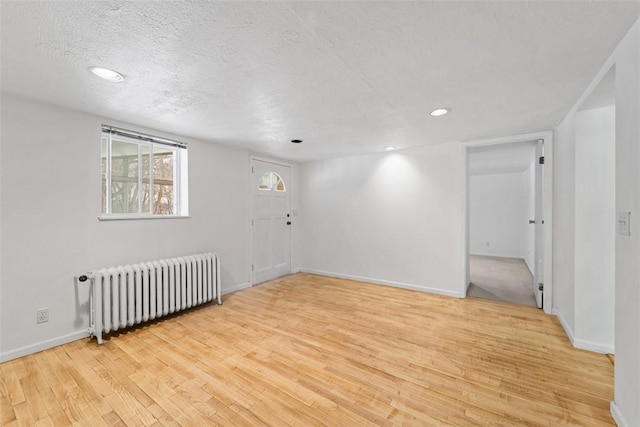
[
  {"left": 251, "top": 219, "right": 254, "bottom": 226},
  {"left": 538, "top": 283, "right": 544, "bottom": 291},
  {"left": 251, "top": 166, "right": 254, "bottom": 173},
  {"left": 539, "top": 156, "right": 545, "bottom": 165},
  {"left": 252, "top": 264, "right": 254, "bottom": 271}
]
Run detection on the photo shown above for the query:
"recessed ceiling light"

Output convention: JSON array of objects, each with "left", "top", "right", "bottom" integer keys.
[
  {"left": 88, "top": 66, "right": 125, "bottom": 82},
  {"left": 291, "top": 139, "right": 303, "bottom": 144},
  {"left": 384, "top": 146, "right": 396, "bottom": 151},
  {"left": 430, "top": 107, "right": 451, "bottom": 117}
]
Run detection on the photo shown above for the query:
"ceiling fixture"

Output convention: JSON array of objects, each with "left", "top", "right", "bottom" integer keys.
[
  {"left": 291, "top": 139, "right": 303, "bottom": 143},
  {"left": 88, "top": 66, "right": 125, "bottom": 82},
  {"left": 430, "top": 107, "right": 451, "bottom": 117},
  {"left": 383, "top": 146, "right": 396, "bottom": 151}
]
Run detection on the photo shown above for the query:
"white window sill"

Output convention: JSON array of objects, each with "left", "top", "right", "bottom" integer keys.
[{"left": 98, "top": 214, "right": 191, "bottom": 221}]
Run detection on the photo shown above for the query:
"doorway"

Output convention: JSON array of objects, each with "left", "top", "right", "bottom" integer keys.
[
  {"left": 251, "top": 159, "right": 292, "bottom": 285},
  {"left": 463, "top": 133, "right": 553, "bottom": 312}
]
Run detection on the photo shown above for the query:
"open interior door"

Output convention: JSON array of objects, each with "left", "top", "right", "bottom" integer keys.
[{"left": 533, "top": 139, "right": 544, "bottom": 308}]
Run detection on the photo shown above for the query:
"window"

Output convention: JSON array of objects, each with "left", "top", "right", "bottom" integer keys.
[
  {"left": 101, "top": 125, "right": 188, "bottom": 218},
  {"left": 258, "top": 171, "right": 286, "bottom": 192}
]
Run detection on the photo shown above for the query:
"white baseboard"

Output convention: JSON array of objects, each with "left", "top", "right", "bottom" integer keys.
[
  {"left": 573, "top": 338, "right": 615, "bottom": 355},
  {"left": 611, "top": 401, "right": 628, "bottom": 427},
  {"left": 299, "top": 268, "right": 464, "bottom": 298},
  {"left": 222, "top": 282, "right": 251, "bottom": 296},
  {"left": 0, "top": 330, "right": 89, "bottom": 363},
  {"left": 553, "top": 308, "right": 575, "bottom": 346},
  {"left": 470, "top": 252, "right": 526, "bottom": 260},
  {"left": 553, "top": 309, "right": 614, "bottom": 354}
]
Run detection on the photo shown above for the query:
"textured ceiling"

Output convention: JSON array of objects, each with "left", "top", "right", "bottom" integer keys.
[{"left": 1, "top": 1, "right": 638, "bottom": 162}]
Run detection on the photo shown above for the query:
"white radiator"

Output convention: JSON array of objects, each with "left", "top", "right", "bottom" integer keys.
[{"left": 81, "top": 252, "right": 221, "bottom": 344}]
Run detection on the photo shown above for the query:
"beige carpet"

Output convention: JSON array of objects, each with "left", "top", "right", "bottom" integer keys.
[{"left": 467, "top": 255, "right": 537, "bottom": 307}]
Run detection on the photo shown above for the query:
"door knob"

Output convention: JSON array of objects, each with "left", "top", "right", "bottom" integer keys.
[
  {"left": 286, "top": 221, "right": 291, "bottom": 225},
  {"left": 529, "top": 219, "right": 536, "bottom": 224}
]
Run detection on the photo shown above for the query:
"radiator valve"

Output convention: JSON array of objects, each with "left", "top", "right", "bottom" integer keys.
[{"left": 78, "top": 273, "right": 94, "bottom": 282}]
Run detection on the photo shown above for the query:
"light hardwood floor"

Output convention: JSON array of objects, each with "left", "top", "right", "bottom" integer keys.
[{"left": 1, "top": 273, "right": 614, "bottom": 426}]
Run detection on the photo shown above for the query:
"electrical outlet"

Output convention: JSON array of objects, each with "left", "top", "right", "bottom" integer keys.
[{"left": 36, "top": 308, "right": 49, "bottom": 324}]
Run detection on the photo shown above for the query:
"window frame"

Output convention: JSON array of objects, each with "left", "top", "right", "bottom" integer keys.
[{"left": 99, "top": 126, "right": 189, "bottom": 220}]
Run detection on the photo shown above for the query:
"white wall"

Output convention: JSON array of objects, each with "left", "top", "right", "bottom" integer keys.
[
  {"left": 553, "top": 110, "right": 577, "bottom": 337},
  {"left": 574, "top": 106, "right": 615, "bottom": 353},
  {"left": 469, "top": 170, "right": 531, "bottom": 260},
  {"left": 0, "top": 95, "right": 300, "bottom": 361},
  {"left": 299, "top": 142, "right": 465, "bottom": 297},
  {"left": 0, "top": 93, "right": 3, "bottom": 357},
  {"left": 554, "top": 19, "right": 640, "bottom": 426},
  {"left": 611, "top": 21, "right": 640, "bottom": 427}
]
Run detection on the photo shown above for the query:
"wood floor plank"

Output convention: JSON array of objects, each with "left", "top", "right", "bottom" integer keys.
[
  {"left": 0, "top": 364, "right": 25, "bottom": 408},
  {"left": 0, "top": 273, "right": 615, "bottom": 426},
  {"left": 0, "top": 395, "right": 16, "bottom": 425}
]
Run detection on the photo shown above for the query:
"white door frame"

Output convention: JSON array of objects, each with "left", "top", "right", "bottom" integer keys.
[
  {"left": 462, "top": 131, "right": 554, "bottom": 313},
  {"left": 249, "top": 155, "right": 294, "bottom": 286}
]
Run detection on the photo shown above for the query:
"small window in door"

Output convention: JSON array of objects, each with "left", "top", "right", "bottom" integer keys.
[{"left": 258, "top": 172, "right": 286, "bottom": 192}]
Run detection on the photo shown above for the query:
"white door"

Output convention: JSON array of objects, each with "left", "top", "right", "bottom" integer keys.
[
  {"left": 251, "top": 159, "right": 291, "bottom": 284},
  {"left": 533, "top": 140, "right": 544, "bottom": 308}
]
